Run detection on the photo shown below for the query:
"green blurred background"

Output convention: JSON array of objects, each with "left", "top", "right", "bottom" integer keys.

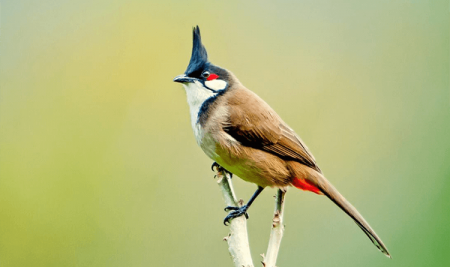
[{"left": 1, "top": 1, "right": 449, "bottom": 266}]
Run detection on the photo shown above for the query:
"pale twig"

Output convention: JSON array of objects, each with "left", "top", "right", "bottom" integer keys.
[
  {"left": 215, "top": 167, "right": 254, "bottom": 267},
  {"left": 262, "top": 189, "right": 286, "bottom": 267}
]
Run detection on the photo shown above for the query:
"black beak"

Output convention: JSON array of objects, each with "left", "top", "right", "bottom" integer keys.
[{"left": 173, "top": 74, "right": 196, "bottom": 83}]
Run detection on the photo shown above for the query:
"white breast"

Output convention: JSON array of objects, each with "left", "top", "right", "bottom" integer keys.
[{"left": 183, "top": 80, "right": 216, "bottom": 145}]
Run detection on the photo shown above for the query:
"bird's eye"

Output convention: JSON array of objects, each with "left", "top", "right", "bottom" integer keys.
[{"left": 201, "top": 71, "right": 210, "bottom": 79}]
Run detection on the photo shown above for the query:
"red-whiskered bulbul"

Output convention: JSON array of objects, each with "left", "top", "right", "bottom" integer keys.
[{"left": 173, "top": 26, "right": 390, "bottom": 257}]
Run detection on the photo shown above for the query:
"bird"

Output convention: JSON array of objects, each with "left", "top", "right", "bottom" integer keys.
[{"left": 173, "top": 26, "right": 390, "bottom": 258}]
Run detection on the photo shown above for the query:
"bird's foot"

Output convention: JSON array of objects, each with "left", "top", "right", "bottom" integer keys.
[
  {"left": 223, "top": 205, "right": 249, "bottom": 225},
  {"left": 211, "top": 162, "right": 233, "bottom": 179}
]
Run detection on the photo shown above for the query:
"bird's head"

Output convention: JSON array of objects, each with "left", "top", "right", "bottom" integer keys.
[{"left": 173, "top": 26, "right": 232, "bottom": 95}]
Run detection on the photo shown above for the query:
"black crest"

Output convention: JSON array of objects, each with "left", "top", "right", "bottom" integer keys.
[{"left": 185, "top": 26, "right": 209, "bottom": 76}]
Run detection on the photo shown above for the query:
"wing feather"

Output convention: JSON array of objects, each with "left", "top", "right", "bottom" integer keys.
[{"left": 223, "top": 89, "right": 321, "bottom": 173}]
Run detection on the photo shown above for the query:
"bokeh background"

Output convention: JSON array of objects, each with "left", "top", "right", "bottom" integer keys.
[{"left": 1, "top": 1, "right": 449, "bottom": 266}]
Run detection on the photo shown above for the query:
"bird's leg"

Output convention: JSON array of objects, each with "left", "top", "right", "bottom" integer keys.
[
  {"left": 211, "top": 162, "right": 233, "bottom": 179},
  {"left": 224, "top": 186, "right": 264, "bottom": 225}
]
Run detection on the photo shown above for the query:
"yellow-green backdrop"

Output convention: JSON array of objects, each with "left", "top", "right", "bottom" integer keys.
[{"left": 1, "top": 1, "right": 449, "bottom": 266}]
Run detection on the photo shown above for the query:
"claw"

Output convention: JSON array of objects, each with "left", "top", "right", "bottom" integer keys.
[
  {"left": 211, "top": 162, "right": 233, "bottom": 179},
  {"left": 223, "top": 205, "right": 249, "bottom": 225},
  {"left": 211, "top": 162, "right": 220, "bottom": 172},
  {"left": 224, "top": 206, "right": 240, "bottom": 211}
]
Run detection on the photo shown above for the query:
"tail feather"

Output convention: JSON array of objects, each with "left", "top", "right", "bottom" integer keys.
[{"left": 309, "top": 172, "right": 391, "bottom": 258}]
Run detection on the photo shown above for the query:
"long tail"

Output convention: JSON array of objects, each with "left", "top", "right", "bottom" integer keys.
[{"left": 293, "top": 171, "right": 391, "bottom": 258}]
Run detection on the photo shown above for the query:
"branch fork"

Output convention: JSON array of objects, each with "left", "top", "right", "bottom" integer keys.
[{"left": 214, "top": 167, "right": 286, "bottom": 267}]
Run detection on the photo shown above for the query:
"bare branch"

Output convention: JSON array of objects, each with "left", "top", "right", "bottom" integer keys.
[
  {"left": 215, "top": 167, "right": 254, "bottom": 267},
  {"left": 262, "top": 189, "right": 286, "bottom": 267}
]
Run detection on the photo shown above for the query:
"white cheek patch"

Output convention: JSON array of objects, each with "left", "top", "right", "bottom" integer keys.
[{"left": 205, "top": 79, "right": 227, "bottom": 90}]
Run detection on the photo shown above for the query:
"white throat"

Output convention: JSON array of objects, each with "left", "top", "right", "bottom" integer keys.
[{"left": 183, "top": 80, "right": 217, "bottom": 144}]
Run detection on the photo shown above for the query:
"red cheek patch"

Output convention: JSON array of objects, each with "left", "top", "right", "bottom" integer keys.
[{"left": 207, "top": 73, "right": 219, "bottom": 81}]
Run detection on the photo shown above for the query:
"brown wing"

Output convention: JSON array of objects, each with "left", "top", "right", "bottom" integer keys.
[{"left": 223, "top": 89, "right": 321, "bottom": 173}]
